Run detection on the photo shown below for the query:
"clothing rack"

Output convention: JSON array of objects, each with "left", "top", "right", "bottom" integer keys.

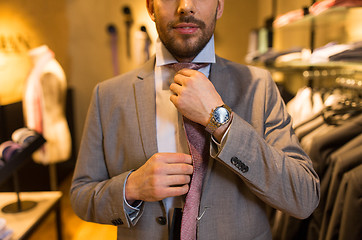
[
  {"left": 302, "top": 69, "right": 355, "bottom": 79},
  {"left": 300, "top": 68, "right": 362, "bottom": 92},
  {"left": 336, "top": 76, "right": 362, "bottom": 90},
  {"left": 277, "top": 59, "right": 362, "bottom": 239}
]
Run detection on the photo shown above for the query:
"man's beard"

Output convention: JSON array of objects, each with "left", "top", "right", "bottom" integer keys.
[{"left": 156, "top": 13, "right": 217, "bottom": 61}]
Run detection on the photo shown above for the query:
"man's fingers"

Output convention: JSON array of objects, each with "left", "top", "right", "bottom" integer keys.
[
  {"left": 173, "top": 73, "right": 186, "bottom": 86},
  {"left": 176, "top": 68, "right": 197, "bottom": 76},
  {"left": 164, "top": 163, "right": 193, "bottom": 175},
  {"left": 154, "top": 184, "right": 190, "bottom": 200},
  {"left": 165, "top": 174, "right": 191, "bottom": 186},
  {"left": 155, "top": 153, "right": 192, "bottom": 164},
  {"left": 170, "top": 82, "right": 182, "bottom": 95},
  {"left": 166, "top": 184, "right": 190, "bottom": 197}
]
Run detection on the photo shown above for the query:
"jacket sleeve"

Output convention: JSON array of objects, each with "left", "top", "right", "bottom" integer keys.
[
  {"left": 215, "top": 69, "right": 320, "bottom": 219},
  {"left": 69, "top": 85, "right": 144, "bottom": 228}
]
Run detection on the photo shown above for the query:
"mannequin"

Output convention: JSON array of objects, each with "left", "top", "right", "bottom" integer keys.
[{"left": 23, "top": 45, "right": 71, "bottom": 165}]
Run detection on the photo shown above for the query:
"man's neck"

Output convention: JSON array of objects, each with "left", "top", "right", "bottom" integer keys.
[
  {"left": 174, "top": 56, "right": 196, "bottom": 63},
  {"left": 155, "top": 35, "right": 216, "bottom": 67}
]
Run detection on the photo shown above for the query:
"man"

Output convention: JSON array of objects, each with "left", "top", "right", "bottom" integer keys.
[{"left": 70, "top": 0, "right": 320, "bottom": 239}]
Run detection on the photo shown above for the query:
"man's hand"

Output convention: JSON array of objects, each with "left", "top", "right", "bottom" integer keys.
[
  {"left": 170, "top": 69, "right": 224, "bottom": 126},
  {"left": 125, "top": 153, "right": 193, "bottom": 203}
]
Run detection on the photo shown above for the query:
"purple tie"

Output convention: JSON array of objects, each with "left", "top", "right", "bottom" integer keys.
[
  {"left": 168, "top": 62, "right": 209, "bottom": 72},
  {"left": 167, "top": 62, "right": 210, "bottom": 240}
]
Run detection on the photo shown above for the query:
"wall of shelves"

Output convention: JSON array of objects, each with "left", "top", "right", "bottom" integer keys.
[
  {"left": 273, "top": 6, "right": 362, "bottom": 68},
  {"left": 258, "top": 6, "right": 362, "bottom": 95}
]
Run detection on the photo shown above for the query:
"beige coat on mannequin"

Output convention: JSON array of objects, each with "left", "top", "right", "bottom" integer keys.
[{"left": 23, "top": 45, "right": 71, "bottom": 164}]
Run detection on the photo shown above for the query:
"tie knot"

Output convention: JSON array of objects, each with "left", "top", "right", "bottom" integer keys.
[{"left": 166, "top": 62, "right": 209, "bottom": 72}]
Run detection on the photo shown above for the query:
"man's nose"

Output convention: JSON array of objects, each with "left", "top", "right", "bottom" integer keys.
[{"left": 177, "top": 0, "right": 196, "bottom": 15}]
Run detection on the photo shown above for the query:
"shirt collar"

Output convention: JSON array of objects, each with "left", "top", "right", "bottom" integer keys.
[{"left": 155, "top": 35, "right": 216, "bottom": 67}]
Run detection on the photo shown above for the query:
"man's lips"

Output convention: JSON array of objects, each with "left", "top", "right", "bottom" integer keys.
[{"left": 173, "top": 23, "right": 199, "bottom": 34}]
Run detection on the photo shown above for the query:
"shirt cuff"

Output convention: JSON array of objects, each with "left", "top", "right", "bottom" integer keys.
[
  {"left": 211, "top": 120, "right": 232, "bottom": 152},
  {"left": 123, "top": 171, "right": 143, "bottom": 222}
]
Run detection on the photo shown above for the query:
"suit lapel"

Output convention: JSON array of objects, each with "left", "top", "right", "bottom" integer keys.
[
  {"left": 134, "top": 57, "right": 158, "bottom": 160},
  {"left": 203, "top": 57, "right": 230, "bottom": 192},
  {"left": 210, "top": 56, "right": 230, "bottom": 102}
]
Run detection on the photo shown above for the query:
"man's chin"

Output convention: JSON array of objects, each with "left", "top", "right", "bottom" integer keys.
[
  {"left": 161, "top": 35, "right": 207, "bottom": 60},
  {"left": 168, "top": 45, "right": 201, "bottom": 60},
  {"left": 173, "top": 40, "right": 201, "bottom": 53}
]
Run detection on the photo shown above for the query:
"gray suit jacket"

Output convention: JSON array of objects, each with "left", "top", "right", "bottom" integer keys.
[{"left": 70, "top": 56, "right": 320, "bottom": 240}]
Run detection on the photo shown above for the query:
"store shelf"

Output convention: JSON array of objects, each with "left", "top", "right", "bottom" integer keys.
[
  {"left": 275, "top": 6, "right": 357, "bottom": 29},
  {"left": 252, "top": 60, "right": 362, "bottom": 73},
  {"left": 273, "top": 6, "right": 362, "bottom": 52},
  {"left": 270, "top": 60, "right": 362, "bottom": 70}
]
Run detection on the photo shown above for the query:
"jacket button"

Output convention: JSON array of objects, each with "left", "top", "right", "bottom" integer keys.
[
  {"left": 231, "top": 157, "right": 239, "bottom": 165},
  {"left": 241, "top": 165, "right": 249, "bottom": 173},
  {"left": 156, "top": 216, "right": 167, "bottom": 225},
  {"left": 231, "top": 157, "right": 249, "bottom": 173}
]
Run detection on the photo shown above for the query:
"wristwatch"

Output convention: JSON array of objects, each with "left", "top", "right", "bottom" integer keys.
[{"left": 205, "top": 104, "right": 232, "bottom": 134}]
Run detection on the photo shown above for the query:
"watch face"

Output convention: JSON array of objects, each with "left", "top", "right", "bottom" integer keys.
[{"left": 213, "top": 107, "right": 230, "bottom": 124}]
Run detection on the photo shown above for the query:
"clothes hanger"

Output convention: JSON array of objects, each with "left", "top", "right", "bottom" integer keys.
[{"left": 322, "top": 95, "right": 362, "bottom": 125}]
